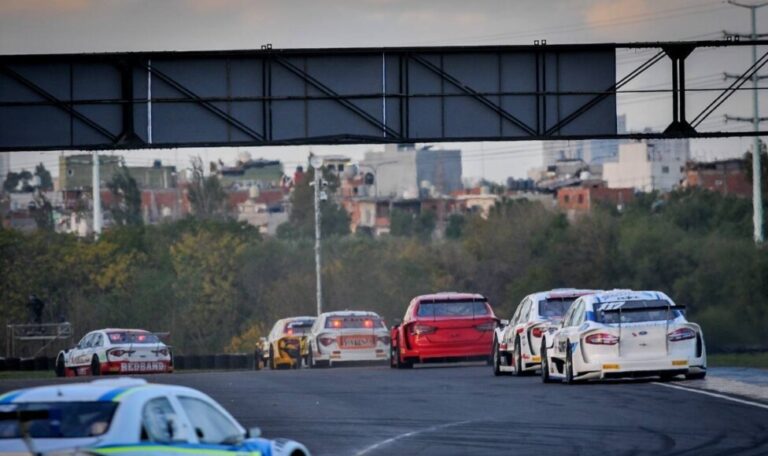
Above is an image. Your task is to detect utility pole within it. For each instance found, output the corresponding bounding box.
[725,0,768,244]
[92,150,102,239]
[309,154,324,316]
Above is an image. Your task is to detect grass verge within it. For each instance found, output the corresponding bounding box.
[708,352,768,369]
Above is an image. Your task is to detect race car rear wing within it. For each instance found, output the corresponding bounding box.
[599,303,686,356]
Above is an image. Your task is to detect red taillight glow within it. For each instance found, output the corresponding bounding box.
[331,320,343,328]
[585,333,619,345]
[318,335,336,346]
[412,324,437,335]
[531,327,545,338]
[364,320,374,328]
[286,328,294,336]
[475,322,496,332]
[668,328,696,342]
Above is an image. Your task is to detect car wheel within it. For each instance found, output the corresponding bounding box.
[685,371,706,380]
[55,355,66,378]
[390,343,398,369]
[513,338,524,377]
[269,346,275,370]
[492,340,503,376]
[541,343,553,384]
[564,347,575,385]
[307,346,314,369]
[91,356,101,376]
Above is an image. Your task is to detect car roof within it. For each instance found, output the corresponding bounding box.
[0,378,198,404]
[99,328,153,333]
[278,316,316,324]
[581,289,673,308]
[414,292,487,302]
[320,310,381,318]
[527,288,603,301]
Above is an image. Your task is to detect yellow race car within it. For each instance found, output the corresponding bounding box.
[266,316,316,369]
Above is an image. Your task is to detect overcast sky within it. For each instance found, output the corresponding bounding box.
[2,0,767,181]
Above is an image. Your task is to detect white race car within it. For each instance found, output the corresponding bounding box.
[0,378,310,456]
[541,290,707,383]
[56,329,172,377]
[306,311,390,367]
[493,289,600,376]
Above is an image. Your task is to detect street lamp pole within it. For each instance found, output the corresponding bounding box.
[729,0,768,244]
[310,154,324,316]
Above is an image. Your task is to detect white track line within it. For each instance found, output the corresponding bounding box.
[354,420,474,456]
[653,382,768,411]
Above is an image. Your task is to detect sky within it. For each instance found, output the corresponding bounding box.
[2,0,767,182]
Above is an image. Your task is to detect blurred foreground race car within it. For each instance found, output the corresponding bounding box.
[0,378,310,456]
[266,317,316,369]
[56,329,173,377]
[541,290,707,383]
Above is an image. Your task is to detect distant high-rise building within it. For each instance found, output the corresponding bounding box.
[361,144,462,199]
[603,138,690,193]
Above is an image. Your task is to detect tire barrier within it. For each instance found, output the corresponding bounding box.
[0,352,270,372]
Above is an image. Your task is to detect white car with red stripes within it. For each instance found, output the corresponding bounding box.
[55,329,172,377]
[306,311,390,367]
[540,290,707,383]
[493,289,600,376]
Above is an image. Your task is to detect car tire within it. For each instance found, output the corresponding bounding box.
[269,346,275,370]
[685,371,706,380]
[91,356,101,376]
[55,354,66,378]
[513,338,524,377]
[541,342,553,384]
[564,347,575,385]
[390,343,398,369]
[307,346,314,369]
[492,340,503,376]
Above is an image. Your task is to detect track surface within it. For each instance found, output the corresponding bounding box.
[2,364,768,455]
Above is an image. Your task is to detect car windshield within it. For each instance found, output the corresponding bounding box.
[0,402,117,438]
[107,331,160,344]
[539,298,577,319]
[284,320,314,335]
[595,300,679,324]
[325,316,386,329]
[417,301,490,318]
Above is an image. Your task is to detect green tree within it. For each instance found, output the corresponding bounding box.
[277,166,350,239]
[187,157,227,220]
[445,214,466,239]
[30,191,54,231]
[108,166,143,226]
[34,163,53,191]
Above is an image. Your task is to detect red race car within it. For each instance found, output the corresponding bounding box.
[390,292,497,368]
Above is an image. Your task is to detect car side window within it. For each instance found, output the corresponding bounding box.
[518,300,532,324]
[178,396,241,445]
[83,334,95,348]
[571,302,585,326]
[142,397,182,443]
[562,304,576,327]
[94,334,103,347]
[510,301,523,325]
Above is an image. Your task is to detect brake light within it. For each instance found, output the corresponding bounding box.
[286,328,294,336]
[108,349,135,357]
[531,327,545,338]
[364,320,374,328]
[330,319,343,328]
[475,322,496,332]
[318,335,336,346]
[585,333,619,345]
[377,335,391,345]
[668,328,696,342]
[412,324,436,335]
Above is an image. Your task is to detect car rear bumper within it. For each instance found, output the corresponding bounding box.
[403,341,492,362]
[315,348,389,363]
[102,360,173,374]
[578,357,705,380]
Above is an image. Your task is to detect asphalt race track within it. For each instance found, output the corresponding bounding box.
[2,364,768,455]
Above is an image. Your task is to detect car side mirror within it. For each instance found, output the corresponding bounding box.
[500,319,509,326]
[247,427,261,438]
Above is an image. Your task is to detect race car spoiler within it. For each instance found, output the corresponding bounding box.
[600,304,685,313]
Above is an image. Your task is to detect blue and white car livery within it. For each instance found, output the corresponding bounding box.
[0,378,310,456]
[540,290,706,383]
